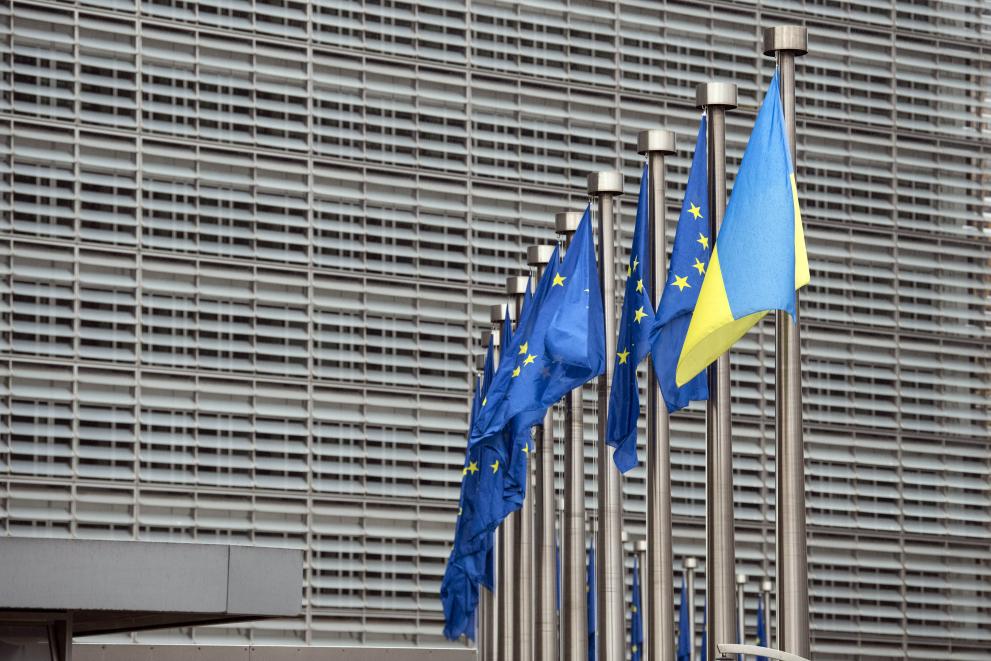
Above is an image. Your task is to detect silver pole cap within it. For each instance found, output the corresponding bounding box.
[636,540,648,552]
[763,25,808,56]
[556,496,564,511]
[490,302,513,323]
[685,557,698,569]
[637,129,676,156]
[587,170,624,196]
[526,244,556,267]
[761,580,773,592]
[621,530,629,543]
[696,82,738,110]
[506,275,530,295]
[481,328,500,348]
[736,572,747,585]
[555,211,584,235]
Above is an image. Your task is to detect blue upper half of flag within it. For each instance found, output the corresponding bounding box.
[650,115,710,413]
[606,165,655,473]
[677,573,691,661]
[470,207,605,446]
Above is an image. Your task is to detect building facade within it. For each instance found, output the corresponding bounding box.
[0,0,989,657]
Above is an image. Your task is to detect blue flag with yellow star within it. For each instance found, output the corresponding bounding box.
[677,572,691,661]
[606,164,655,472]
[676,72,810,386]
[470,206,605,448]
[650,116,710,412]
[631,553,643,661]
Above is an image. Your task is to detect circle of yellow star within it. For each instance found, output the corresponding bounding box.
[672,275,691,291]
[693,257,706,275]
[523,354,536,366]
[633,306,647,324]
[688,202,703,220]
[617,348,630,364]
[696,233,709,250]
[552,273,566,287]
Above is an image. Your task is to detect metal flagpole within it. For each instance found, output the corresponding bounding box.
[635,539,649,660]
[762,25,810,660]
[638,128,677,661]
[473,349,489,659]
[556,210,587,661]
[736,573,746,651]
[503,277,529,661]
[761,579,773,650]
[695,81,738,661]
[527,243,559,661]
[587,170,625,661]
[685,557,697,660]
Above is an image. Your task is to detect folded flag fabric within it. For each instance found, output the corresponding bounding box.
[676,71,810,386]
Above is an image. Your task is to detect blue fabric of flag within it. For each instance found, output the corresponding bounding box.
[650,116,710,413]
[587,539,596,661]
[470,206,605,448]
[606,165,655,472]
[677,573,691,661]
[630,554,643,661]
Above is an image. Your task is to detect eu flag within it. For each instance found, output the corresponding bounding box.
[677,573,691,661]
[756,592,768,661]
[471,207,605,447]
[677,71,810,386]
[649,116,709,413]
[501,291,533,517]
[630,553,643,661]
[587,539,597,661]
[606,165,654,472]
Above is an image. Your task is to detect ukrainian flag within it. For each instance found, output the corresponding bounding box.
[676,71,810,386]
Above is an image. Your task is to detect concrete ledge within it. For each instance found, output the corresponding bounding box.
[0,538,303,636]
[74,646,476,661]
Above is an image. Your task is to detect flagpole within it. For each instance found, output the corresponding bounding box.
[473,349,489,659]
[761,579,772,650]
[695,81,738,661]
[685,556,697,660]
[638,128,677,661]
[503,277,529,661]
[635,539,649,660]
[556,210,587,661]
[587,169,625,661]
[763,25,810,660]
[527,243,560,661]
[736,572,746,652]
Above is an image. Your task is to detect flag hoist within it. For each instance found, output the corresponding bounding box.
[638,128,677,661]
[587,170,625,661]
[764,25,811,659]
[555,209,588,661]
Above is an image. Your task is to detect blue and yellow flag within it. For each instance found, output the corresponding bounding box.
[630,553,643,661]
[677,71,810,385]
[650,117,710,411]
[756,592,768,661]
[677,572,691,661]
[470,207,605,447]
[606,166,654,472]
[587,539,597,661]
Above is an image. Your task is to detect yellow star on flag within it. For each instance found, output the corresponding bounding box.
[632,256,639,271]
[482,397,487,406]
[490,459,500,473]
[519,341,528,355]
[672,275,691,291]
[693,257,705,275]
[512,366,521,378]
[467,460,478,475]
[688,202,703,220]
[633,306,647,324]
[523,354,536,366]
[696,233,709,250]
[617,348,630,364]
[552,273,566,287]
[635,278,644,293]
[522,443,530,455]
